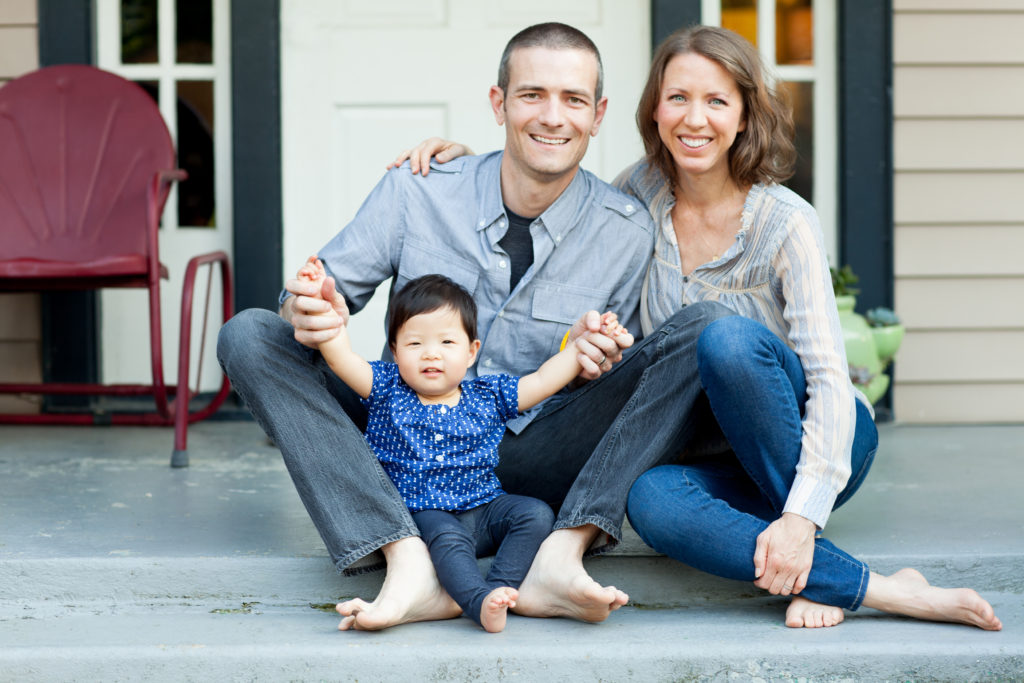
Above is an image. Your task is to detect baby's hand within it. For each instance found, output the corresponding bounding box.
[599,311,628,338]
[297,255,327,292]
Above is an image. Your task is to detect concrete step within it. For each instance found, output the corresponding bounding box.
[3,552,1022,609]
[2,591,1022,682]
[3,423,1023,681]
[2,554,1020,681]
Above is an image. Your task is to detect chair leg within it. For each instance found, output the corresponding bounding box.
[169,251,233,467]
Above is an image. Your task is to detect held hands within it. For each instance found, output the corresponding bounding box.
[753,512,817,597]
[572,310,634,381]
[283,255,350,348]
[386,137,474,176]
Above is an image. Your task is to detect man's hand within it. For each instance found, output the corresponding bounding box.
[753,512,817,596]
[282,261,351,348]
[571,310,634,380]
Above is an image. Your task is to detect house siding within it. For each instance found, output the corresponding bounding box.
[0,0,41,413]
[893,0,1024,422]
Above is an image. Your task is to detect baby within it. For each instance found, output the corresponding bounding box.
[297,256,628,632]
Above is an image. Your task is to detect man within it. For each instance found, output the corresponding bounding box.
[218,22,731,630]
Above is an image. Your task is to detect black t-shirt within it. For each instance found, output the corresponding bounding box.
[499,206,535,292]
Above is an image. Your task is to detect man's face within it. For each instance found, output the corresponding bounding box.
[490,46,607,186]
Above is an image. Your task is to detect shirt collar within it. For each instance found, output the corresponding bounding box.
[476,151,591,244]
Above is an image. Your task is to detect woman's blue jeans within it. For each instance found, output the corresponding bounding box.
[627,316,879,610]
[413,494,554,628]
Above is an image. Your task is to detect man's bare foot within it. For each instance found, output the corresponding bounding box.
[785,596,845,628]
[863,568,1002,631]
[335,537,461,631]
[513,527,629,623]
[480,586,518,633]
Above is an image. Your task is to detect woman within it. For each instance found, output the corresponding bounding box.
[390,25,1001,631]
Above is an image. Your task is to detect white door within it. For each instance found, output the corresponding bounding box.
[281,0,651,358]
[95,0,232,392]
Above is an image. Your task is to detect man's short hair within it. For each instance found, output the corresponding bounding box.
[497,22,604,102]
[387,275,478,348]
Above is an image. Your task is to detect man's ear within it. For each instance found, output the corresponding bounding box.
[467,339,482,366]
[489,86,506,126]
[590,96,609,137]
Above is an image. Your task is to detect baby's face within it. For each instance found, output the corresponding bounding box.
[392,306,480,405]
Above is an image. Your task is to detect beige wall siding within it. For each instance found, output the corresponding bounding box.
[893,1,1024,423]
[0,0,40,414]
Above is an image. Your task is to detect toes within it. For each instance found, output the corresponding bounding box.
[337,615,357,631]
[336,598,369,617]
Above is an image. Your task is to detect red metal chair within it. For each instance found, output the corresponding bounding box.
[0,64,232,467]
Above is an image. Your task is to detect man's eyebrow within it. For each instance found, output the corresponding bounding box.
[512,84,593,99]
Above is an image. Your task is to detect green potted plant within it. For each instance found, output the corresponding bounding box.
[830,266,904,404]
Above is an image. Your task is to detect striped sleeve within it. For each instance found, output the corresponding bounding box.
[774,207,856,529]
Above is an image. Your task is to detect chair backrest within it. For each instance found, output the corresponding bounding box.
[0,65,175,267]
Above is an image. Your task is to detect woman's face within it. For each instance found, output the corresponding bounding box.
[653,52,746,184]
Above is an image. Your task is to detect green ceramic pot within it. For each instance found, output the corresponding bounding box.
[871,324,905,366]
[836,295,889,404]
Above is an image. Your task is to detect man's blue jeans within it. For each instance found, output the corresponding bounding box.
[627,316,879,609]
[413,494,553,628]
[216,301,734,572]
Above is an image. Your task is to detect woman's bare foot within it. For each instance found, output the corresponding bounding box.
[513,527,629,622]
[785,596,845,628]
[480,586,518,633]
[862,568,1002,631]
[335,537,461,631]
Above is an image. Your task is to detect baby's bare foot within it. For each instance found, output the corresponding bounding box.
[863,568,1002,631]
[480,586,518,633]
[785,596,845,628]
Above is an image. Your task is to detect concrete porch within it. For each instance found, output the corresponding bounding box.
[1,420,1022,681]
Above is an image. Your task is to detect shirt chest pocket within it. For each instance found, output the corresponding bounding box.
[395,239,481,297]
[530,282,611,359]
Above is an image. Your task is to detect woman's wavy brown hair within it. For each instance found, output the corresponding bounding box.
[636,25,796,188]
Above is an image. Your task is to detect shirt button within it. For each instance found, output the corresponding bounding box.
[683,276,689,283]
[499,260,507,268]
[484,359,493,367]
[555,235,562,243]
[497,310,504,318]
[478,219,486,228]
[625,204,635,214]
[434,433,443,441]
[499,219,506,228]
[440,405,447,414]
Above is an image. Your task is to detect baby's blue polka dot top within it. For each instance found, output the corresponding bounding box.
[362,361,520,512]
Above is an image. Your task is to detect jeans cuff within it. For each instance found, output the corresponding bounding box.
[848,561,870,611]
[334,529,419,575]
[553,514,622,557]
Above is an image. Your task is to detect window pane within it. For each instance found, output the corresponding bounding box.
[121,0,158,64]
[177,0,213,64]
[722,0,758,47]
[135,80,159,106]
[176,81,216,228]
[780,81,813,204]
[777,0,813,65]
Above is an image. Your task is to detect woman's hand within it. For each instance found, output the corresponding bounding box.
[753,512,817,596]
[387,137,474,175]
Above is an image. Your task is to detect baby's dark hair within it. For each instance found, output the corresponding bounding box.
[387,275,478,349]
